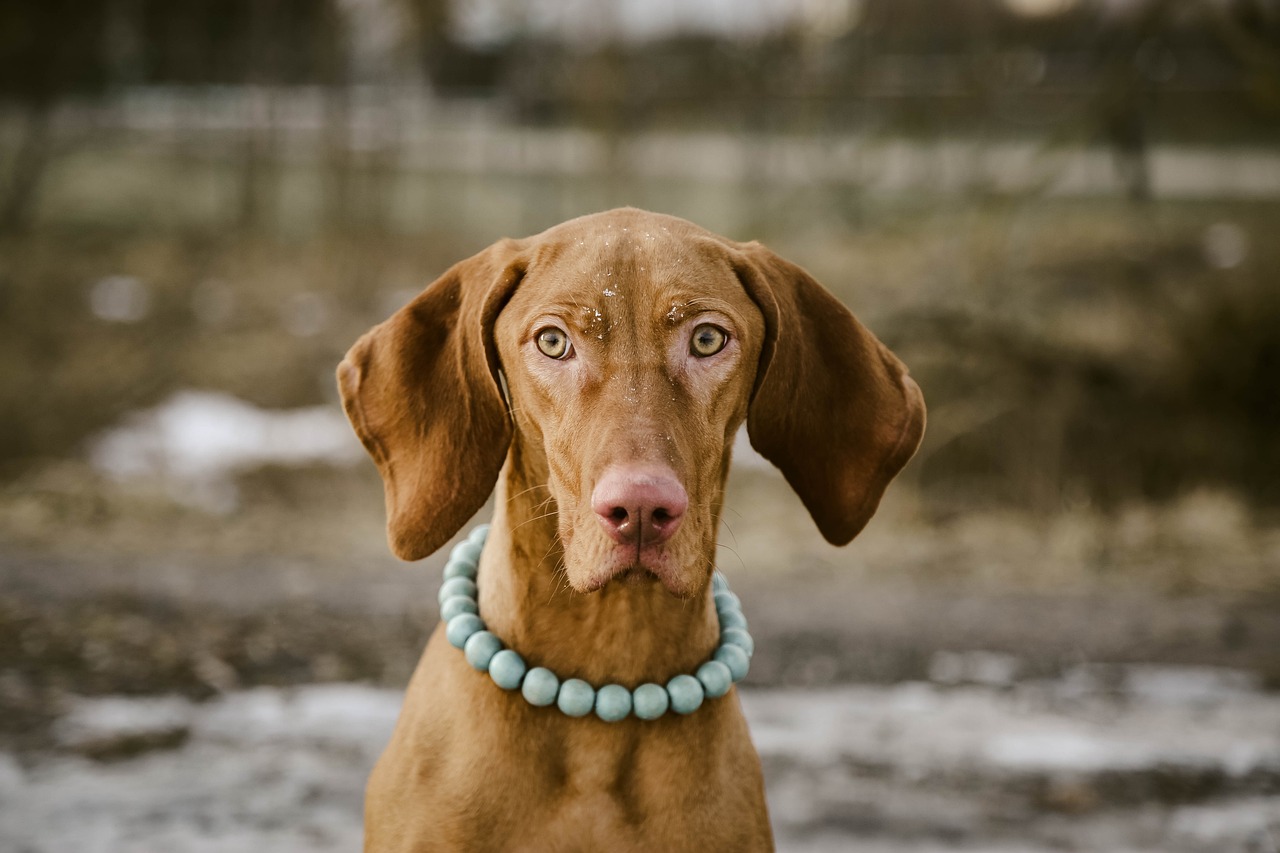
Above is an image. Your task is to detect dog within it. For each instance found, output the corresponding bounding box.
[338,207,925,851]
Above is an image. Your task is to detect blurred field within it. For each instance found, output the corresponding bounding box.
[4,171,1279,512]
[3,180,1279,699]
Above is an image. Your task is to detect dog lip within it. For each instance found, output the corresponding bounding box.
[613,567,657,587]
[581,543,684,594]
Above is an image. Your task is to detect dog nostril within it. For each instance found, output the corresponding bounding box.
[652,508,670,522]
[608,507,628,523]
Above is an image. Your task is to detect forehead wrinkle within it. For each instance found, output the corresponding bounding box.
[653,282,752,327]
[518,299,614,329]
[518,251,655,328]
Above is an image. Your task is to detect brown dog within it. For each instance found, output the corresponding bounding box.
[338,208,925,851]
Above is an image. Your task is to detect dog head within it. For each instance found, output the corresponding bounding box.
[338,209,924,597]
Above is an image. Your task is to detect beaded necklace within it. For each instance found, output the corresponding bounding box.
[437,524,754,721]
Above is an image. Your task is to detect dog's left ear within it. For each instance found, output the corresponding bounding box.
[734,242,926,546]
[337,239,526,560]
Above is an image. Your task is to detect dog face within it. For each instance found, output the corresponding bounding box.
[338,208,924,597]
[493,222,765,597]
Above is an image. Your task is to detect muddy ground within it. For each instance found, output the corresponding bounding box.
[2,464,1279,850]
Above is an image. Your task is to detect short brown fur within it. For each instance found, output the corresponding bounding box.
[339,208,925,852]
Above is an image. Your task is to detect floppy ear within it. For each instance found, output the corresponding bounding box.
[734,242,926,545]
[337,240,526,560]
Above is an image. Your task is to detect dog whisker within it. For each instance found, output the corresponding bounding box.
[511,509,559,533]
[719,518,739,550]
[507,482,551,502]
[715,541,747,573]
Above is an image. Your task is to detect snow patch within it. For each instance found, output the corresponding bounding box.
[89,391,362,511]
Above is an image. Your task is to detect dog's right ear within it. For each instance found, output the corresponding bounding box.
[337,240,526,560]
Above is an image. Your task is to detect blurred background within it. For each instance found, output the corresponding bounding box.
[1,0,1279,850]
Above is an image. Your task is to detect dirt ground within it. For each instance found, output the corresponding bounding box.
[2,463,1279,850]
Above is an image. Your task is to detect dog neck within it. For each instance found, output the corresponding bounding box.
[474,453,721,687]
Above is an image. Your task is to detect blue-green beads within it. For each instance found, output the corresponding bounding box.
[450,539,484,565]
[443,559,477,581]
[667,674,705,715]
[713,591,740,613]
[489,649,526,690]
[594,684,633,722]
[557,678,595,717]
[696,660,733,698]
[464,630,503,671]
[720,627,754,657]
[438,523,754,720]
[521,667,559,706]
[714,643,750,682]
[440,595,477,622]
[438,576,477,605]
[446,613,484,648]
[632,683,670,720]
[718,608,748,632]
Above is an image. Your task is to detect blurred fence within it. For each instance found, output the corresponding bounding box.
[20,87,1280,239]
[4,0,1280,235]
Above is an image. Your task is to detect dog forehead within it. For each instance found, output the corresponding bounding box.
[510,216,747,317]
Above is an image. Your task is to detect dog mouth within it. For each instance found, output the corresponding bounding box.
[613,566,657,586]
[573,537,680,591]
[578,541,688,595]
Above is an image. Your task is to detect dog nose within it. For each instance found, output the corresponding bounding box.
[592,466,688,546]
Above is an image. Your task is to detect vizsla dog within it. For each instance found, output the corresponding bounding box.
[338,208,925,851]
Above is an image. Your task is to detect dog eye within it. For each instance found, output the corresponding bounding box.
[690,324,728,357]
[535,327,572,359]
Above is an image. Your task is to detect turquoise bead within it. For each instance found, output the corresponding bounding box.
[522,667,559,707]
[468,524,491,546]
[714,643,750,682]
[712,572,729,594]
[720,627,755,657]
[450,539,483,566]
[718,608,748,631]
[443,558,477,581]
[632,683,670,720]
[667,674,705,715]
[489,649,526,690]
[438,576,477,605]
[594,684,633,722]
[445,613,485,649]
[557,679,595,717]
[439,595,478,622]
[696,660,733,698]
[464,630,502,671]
[713,591,740,614]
